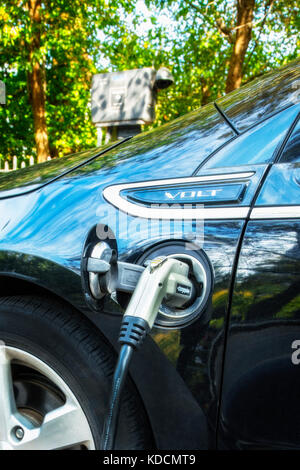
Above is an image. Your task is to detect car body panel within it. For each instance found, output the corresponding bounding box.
[255,162,300,207]
[219,115,300,449]
[219,219,300,449]
[197,105,300,171]
[0,103,234,199]
[0,184,244,448]
[0,166,276,449]
[0,59,299,449]
[0,146,104,199]
[216,59,300,132]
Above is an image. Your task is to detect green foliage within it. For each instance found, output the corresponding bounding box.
[105,0,299,130]
[0,0,136,163]
[143,0,299,126]
[0,0,299,164]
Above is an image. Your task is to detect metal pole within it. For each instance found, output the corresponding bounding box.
[97,127,103,147]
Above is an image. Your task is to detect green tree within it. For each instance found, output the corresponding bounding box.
[143,0,299,121]
[0,0,136,163]
[0,0,299,165]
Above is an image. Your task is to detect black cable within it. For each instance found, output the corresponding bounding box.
[101,316,149,450]
[101,344,133,450]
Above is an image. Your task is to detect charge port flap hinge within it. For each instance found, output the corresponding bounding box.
[86,242,145,296]
[87,258,111,273]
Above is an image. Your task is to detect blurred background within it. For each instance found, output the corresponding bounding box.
[0,0,299,169]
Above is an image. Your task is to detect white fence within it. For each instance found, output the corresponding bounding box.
[0,156,35,172]
[0,156,51,172]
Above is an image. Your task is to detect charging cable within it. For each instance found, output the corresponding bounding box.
[101,256,193,450]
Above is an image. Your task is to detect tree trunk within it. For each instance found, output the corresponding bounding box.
[225,0,255,93]
[201,78,211,106]
[27,0,50,163]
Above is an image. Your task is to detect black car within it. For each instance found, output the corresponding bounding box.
[0,59,299,450]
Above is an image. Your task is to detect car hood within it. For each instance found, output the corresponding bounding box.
[0,102,234,199]
[0,142,129,199]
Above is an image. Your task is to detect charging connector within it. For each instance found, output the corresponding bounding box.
[101,256,193,450]
[119,256,193,348]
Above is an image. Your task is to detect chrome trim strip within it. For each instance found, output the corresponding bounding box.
[103,173,254,220]
[250,206,300,219]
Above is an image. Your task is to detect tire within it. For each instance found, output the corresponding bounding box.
[0,295,153,450]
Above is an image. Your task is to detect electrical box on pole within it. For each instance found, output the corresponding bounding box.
[91,67,174,144]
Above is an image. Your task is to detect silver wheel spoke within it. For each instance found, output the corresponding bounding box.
[18,402,92,450]
[0,345,95,450]
[0,345,16,439]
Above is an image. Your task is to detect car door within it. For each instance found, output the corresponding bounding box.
[141,102,299,449]
[76,102,299,449]
[218,113,300,449]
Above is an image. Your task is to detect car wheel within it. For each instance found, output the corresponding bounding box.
[0,295,152,450]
